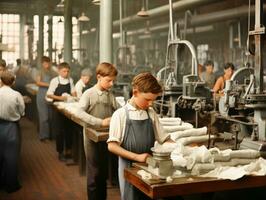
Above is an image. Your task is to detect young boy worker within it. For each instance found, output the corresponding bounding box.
[0,71,25,193]
[78,62,119,200]
[46,62,76,161]
[107,72,170,200]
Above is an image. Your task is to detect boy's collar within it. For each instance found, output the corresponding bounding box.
[94,85,109,95]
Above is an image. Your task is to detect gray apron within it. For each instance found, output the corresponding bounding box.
[87,90,114,119]
[119,107,155,200]
[36,72,53,140]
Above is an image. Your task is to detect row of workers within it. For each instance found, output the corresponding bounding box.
[1,56,169,200]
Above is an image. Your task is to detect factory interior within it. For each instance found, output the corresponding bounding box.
[0,0,266,199]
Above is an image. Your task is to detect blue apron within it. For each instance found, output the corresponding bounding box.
[36,72,54,139]
[119,106,155,200]
[0,119,21,193]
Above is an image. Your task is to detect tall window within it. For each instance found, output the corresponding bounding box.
[197,44,209,65]
[33,15,79,63]
[0,14,20,66]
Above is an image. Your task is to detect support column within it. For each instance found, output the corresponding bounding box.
[48,15,53,60]
[37,14,44,68]
[19,14,25,60]
[64,0,73,63]
[27,15,34,63]
[99,0,113,63]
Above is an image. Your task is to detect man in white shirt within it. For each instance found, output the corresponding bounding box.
[0,70,24,193]
[75,68,92,98]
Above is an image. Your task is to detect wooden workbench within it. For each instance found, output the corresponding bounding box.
[53,103,109,142]
[124,164,266,199]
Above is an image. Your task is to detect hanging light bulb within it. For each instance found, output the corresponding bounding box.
[137,0,149,17]
[78,12,90,22]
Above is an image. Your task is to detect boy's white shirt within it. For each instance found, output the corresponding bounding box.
[0,85,25,121]
[107,102,169,145]
[46,75,75,102]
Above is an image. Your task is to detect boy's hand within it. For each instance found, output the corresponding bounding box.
[102,117,111,127]
[136,153,151,163]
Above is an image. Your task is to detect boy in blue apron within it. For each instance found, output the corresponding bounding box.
[36,56,57,141]
[78,62,119,200]
[107,72,170,200]
[46,62,76,161]
[0,71,25,193]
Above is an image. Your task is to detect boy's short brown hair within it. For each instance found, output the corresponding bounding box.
[96,62,118,77]
[1,70,15,86]
[132,72,162,94]
[58,62,70,70]
[41,56,51,63]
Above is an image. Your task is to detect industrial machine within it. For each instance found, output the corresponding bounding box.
[215,0,266,155]
[155,0,212,126]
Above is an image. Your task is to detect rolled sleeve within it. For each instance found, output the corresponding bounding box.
[70,78,75,94]
[151,109,170,144]
[17,93,25,116]
[78,90,90,111]
[46,78,57,96]
[75,81,83,98]
[107,109,123,144]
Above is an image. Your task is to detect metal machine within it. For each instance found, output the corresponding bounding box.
[146,148,174,178]
[155,0,212,126]
[216,0,266,154]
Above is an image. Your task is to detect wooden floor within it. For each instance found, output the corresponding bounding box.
[0,118,120,200]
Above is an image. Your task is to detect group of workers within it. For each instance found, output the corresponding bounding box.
[0,55,237,200]
[199,60,235,96]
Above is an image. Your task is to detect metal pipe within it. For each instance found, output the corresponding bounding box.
[169,0,174,41]
[99,0,113,63]
[113,24,214,38]
[190,4,266,26]
[113,4,265,38]
[113,0,218,28]
[119,0,123,46]
[64,0,73,63]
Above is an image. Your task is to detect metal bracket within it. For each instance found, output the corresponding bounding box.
[249,26,265,35]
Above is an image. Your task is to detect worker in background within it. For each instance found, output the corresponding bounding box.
[107,72,170,200]
[46,62,76,161]
[36,56,57,141]
[201,60,216,89]
[0,71,25,193]
[213,62,235,96]
[198,63,204,80]
[0,59,7,87]
[78,62,119,200]
[75,68,93,98]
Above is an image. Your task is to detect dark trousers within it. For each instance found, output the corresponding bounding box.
[53,109,73,154]
[87,140,108,200]
[0,120,21,193]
